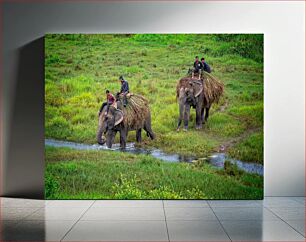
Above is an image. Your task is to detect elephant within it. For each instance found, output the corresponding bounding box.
[176,78,210,131]
[97,96,155,148]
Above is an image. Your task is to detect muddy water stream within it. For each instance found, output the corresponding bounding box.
[45,139,263,176]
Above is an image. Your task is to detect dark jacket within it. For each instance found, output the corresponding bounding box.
[120,80,129,93]
[202,62,211,73]
[193,61,203,71]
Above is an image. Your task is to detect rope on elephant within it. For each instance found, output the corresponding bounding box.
[117,93,150,128]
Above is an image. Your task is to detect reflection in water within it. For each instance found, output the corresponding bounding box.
[45,139,263,176]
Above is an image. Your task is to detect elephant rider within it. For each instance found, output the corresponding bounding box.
[201,57,211,73]
[119,75,129,107]
[192,56,203,80]
[98,90,115,116]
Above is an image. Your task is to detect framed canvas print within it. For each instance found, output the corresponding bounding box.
[45,34,263,199]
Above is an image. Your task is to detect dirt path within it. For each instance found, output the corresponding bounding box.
[215,127,261,153]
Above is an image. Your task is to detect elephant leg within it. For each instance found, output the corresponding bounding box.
[201,107,205,124]
[195,104,202,129]
[106,130,117,148]
[205,106,210,122]
[136,129,142,143]
[177,103,184,130]
[183,104,191,131]
[144,123,155,140]
[120,129,128,149]
[144,113,155,140]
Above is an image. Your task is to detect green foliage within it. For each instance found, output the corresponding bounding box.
[45,174,59,198]
[45,54,61,65]
[45,147,263,199]
[228,103,263,128]
[45,33,263,177]
[206,113,245,137]
[224,160,243,176]
[229,131,264,164]
[212,34,263,62]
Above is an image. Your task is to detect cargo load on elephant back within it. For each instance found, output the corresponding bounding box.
[177,71,224,104]
[116,93,150,129]
[97,93,155,149]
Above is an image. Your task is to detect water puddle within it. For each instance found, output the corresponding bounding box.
[45,139,263,176]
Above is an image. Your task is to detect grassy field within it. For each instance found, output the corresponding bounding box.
[45,34,263,199]
[45,146,263,199]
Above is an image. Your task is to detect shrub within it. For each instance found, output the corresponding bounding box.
[45,175,59,198]
[45,54,61,65]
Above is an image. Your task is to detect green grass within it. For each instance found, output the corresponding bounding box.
[45,34,263,199]
[228,131,264,164]
[45,34,263,160]
[45,146,263,199]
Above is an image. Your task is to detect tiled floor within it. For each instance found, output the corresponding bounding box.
[0,197,304,241]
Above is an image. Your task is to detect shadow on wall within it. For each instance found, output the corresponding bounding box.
[4,38,45,199]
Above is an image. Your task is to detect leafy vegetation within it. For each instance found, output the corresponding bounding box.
[45,34,263,159]
[45,146,263,199]
[229,131,264,163]
[45,34,263,199]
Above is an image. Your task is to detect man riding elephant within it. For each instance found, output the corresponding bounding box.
[192,56,203,80]
[118,75,129,107]
[97,94,155,148]
[98,90,115,116]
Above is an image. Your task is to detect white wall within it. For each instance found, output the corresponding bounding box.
[1,1,305,197]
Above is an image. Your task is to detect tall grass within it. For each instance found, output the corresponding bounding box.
[45,34,263,160]
[45,146,263,199]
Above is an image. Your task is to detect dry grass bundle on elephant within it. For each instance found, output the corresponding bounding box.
[176,71,224,131]
[97,94,155,148]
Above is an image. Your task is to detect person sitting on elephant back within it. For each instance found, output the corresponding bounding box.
[99,90,115,116]
[201,57,211,73]
[119,75,129,107]
[192,56,203,80]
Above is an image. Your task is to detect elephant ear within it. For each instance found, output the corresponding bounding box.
[193,81,203,97]
[114,109,124,126]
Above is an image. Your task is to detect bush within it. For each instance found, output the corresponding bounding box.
[45,175,59,198]
[212,34,263,63]
[224,160,243,176]
[45,54,61,65]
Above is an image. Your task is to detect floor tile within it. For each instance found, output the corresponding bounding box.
[167,220,230,241]
[0,207,40,220]
[212,207,279,221]
[165,207,217,221]
[46,200,94,208]
[1,220,75,241]
[25,207,88,220]
[264,197,304,207]
[292,197,305,206]
[286,220,305,236]
[0,198,45,208]
[63,220,168,241]
[221,220,305,241]
[268,207,305,220]
[81,207,165,221]
[92,200,163,208]
[208,200,263,207]
[163,200,208,207]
